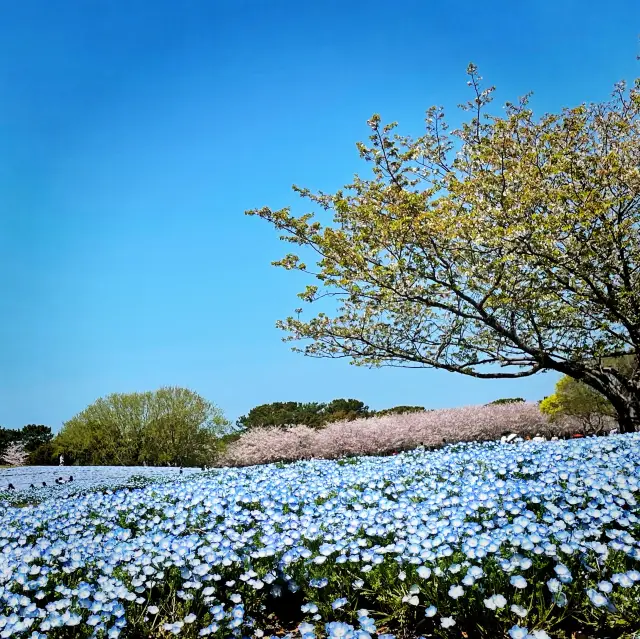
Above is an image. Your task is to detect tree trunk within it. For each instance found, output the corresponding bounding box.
[610,393,640,434]
[575,357,640,434]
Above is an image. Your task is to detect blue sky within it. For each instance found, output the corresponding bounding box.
[1,1,639,430]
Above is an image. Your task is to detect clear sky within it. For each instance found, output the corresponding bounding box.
[1,1,639,430]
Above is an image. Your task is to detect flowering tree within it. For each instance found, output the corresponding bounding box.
[1,441,28,466]
[248,66,640,432]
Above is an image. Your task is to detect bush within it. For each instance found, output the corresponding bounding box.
[486,397,525,405]
[221,401,570,466]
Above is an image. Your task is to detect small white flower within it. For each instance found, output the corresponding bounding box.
[448,585,464,599]
[440,617,456,629]
[510,604,528,618]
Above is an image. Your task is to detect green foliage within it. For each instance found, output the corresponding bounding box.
[0,427,21,457]
[0,424,52,462]
[540,376,615,434]
[322,398,372,423]
[20,424,53,452]
[238,398,371,430]
[248,66,640,431]
[375,405,427,417]
[486,398,525,405]
[53,386,230,466]
[27,442,57,465]
[540,355,635,433]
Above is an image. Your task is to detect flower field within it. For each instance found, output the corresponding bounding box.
[1,435,640,639]
[0,466,201,507]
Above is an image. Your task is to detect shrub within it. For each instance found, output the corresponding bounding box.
[486,397,525,405]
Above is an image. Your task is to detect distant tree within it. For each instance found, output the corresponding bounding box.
[486,398,525,406]
[238,401,326,430]
[0,427,22,457]
[2,441,28,466]
[27,441,57,465]
[54,387,230,466]
[248,67,640,432]
[20,424,53,453]
[375,405,427,417]
[238,398,371,429]
[322,398,372,423]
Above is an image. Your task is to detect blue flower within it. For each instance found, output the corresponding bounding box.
[332,598,348,610]
[510,575,527,589]
[586,589,609,608]
[508,625,528,639]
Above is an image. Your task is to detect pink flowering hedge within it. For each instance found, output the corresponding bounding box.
[221,402,601,467]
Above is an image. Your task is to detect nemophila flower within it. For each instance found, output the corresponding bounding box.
[417,566,431,579]
[613,573,634,588]
[448,585,464,599]
[299,622,315,637]
[301,603,319,614]
[424,606,437,617]
[597,580,613,593]
[586,589,609,608]
[510,604,528,618]
[468,565,483,579]
[508,625,528,639]
[552,592,567,607]
[440,617,456,629]
[510,575,527,589]
[546,578,561,593]
[325,622,355,638]
[554,564,572,583]
[483,594,507,610]
[332,598,348,610]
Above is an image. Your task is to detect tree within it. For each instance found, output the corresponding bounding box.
[0,427,22,457]
[237,401,325,430]
[540,354,633,433]
[27,442,57,465]
[2,441,28,466]
[486,398,525,406]
[247,66,640,432]
[237,398,371,429]
[54,387,230,466]
[375,405,427,417]
[322,398,372,422]
[20,424,53,453]
[540,377,614,434]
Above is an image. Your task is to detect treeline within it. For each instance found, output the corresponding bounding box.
[2,366,628,467]
[237,400,428,430]
[0,424,53,464]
